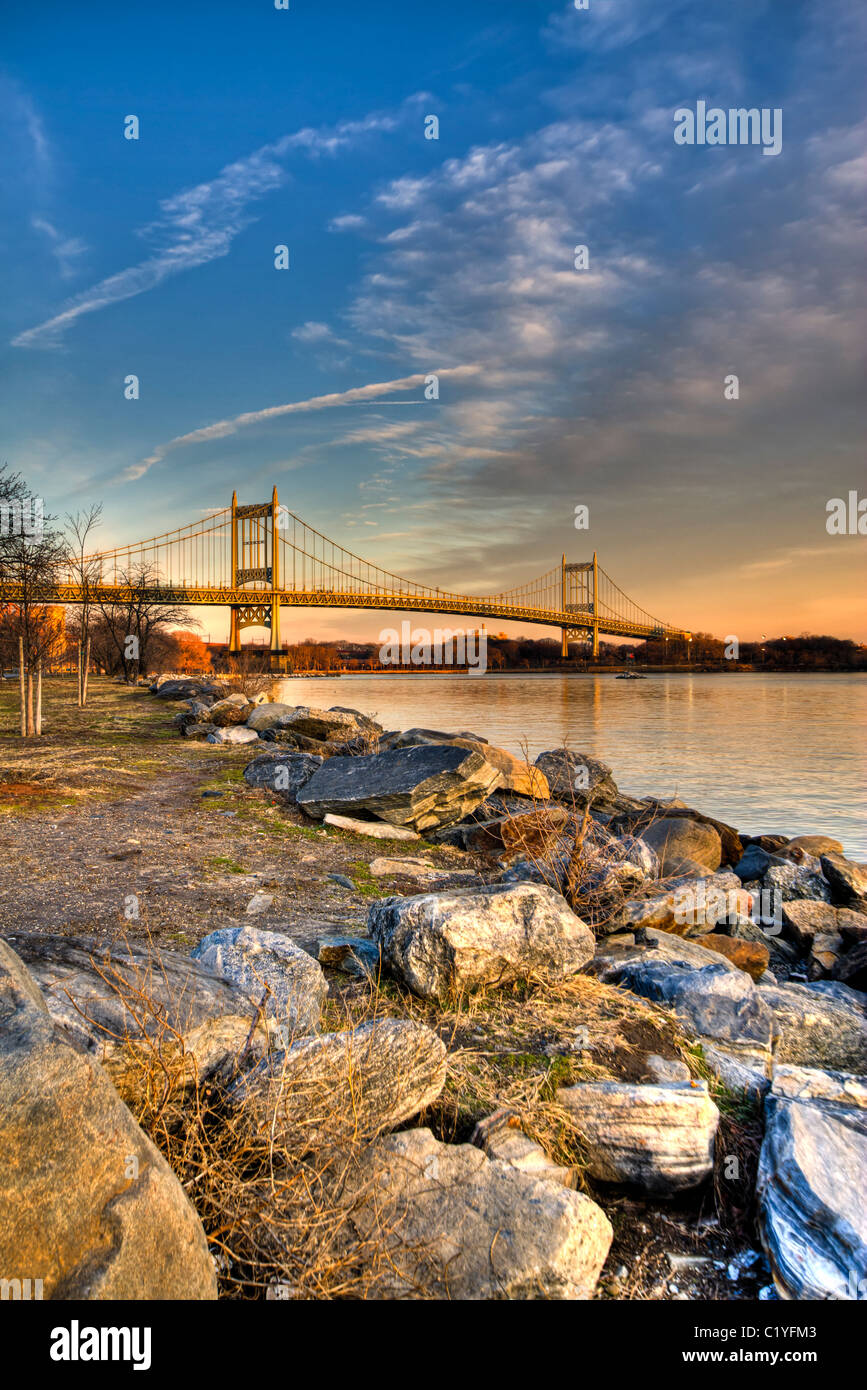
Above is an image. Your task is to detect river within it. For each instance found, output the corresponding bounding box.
[271,672,867,859]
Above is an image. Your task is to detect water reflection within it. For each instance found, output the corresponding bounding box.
[271,672,867,858]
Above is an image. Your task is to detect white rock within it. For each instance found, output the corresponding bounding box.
[323,813,420,841]
[558,1079,719,1194]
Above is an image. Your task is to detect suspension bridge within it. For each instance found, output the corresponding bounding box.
[3,488,691,661]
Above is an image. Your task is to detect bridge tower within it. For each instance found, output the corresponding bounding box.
[228,486,282,661]
[560,550,599,659]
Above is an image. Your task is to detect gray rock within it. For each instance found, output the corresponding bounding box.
[0,940,217,1300]
[4,932,254,1060]
[639,818,722,875]
[590,926,743,981]
[297,743,502,833]
[534,748,619,809]
[734,844,771,881]
[391,729,549,798]
[338,1126,612,1299]
[154,678,216,700]
[761,980,867,1073]
[558,1079,719,1193]
[191,926,327,1037]
[820,853,867,911]
[764,861,831,904]
[757,1065,867,1300]
[245,702,300,732]
[369,882,595,1001]
[768,898,835,948]
[231,1019,446,1152]
[243,750,323,801]
[700,1042,772,1099]
[605,958,775,1048]
[281,705,381,746]
[183,721,218,740]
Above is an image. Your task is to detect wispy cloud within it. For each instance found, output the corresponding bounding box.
[12,101,423,350]
[117,366,481,482]
[31,217,88,279]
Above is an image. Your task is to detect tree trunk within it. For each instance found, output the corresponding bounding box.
[83,633,91,706]
[26,669,34,738]
[35,659,42,736]
[77,638,83,708]
[18,637,25,737]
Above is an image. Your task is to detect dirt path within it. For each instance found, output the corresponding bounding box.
[0,679,473,954]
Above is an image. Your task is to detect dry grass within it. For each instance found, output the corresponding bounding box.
[64,936,435,1299]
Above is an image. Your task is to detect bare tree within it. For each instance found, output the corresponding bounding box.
[65,503,103,707]
[95,563,196,682]
[0,484,68,736]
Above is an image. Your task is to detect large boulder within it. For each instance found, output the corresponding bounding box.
[243,750,323,802]
[273,706,382,751]
[558,1080,719,1194]
[614,802,742,867]
[390,729,548,798]
[761,980,867,1074]
[338,1126,612,1300]
[368,882,594,1001]
[0,940,217,1300]
[230,1019,446,1152]
[296,744,501,833]
[757,1065,867,1300]
[191,926,327,1037]
[639,817,722,875]
[245,702,300,733]
[4,933,254,1061]
[821,853,867,912]
[534,749,619,809]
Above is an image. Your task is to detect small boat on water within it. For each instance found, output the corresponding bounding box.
[615,671,646,680]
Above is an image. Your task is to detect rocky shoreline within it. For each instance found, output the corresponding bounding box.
[1,674,865,1301]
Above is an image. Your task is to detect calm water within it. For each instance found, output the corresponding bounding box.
[272,673,867,859]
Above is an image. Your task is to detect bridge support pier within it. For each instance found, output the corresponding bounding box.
[228,607,241,654]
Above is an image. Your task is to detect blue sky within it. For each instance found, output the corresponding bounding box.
[1,0,865,642]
